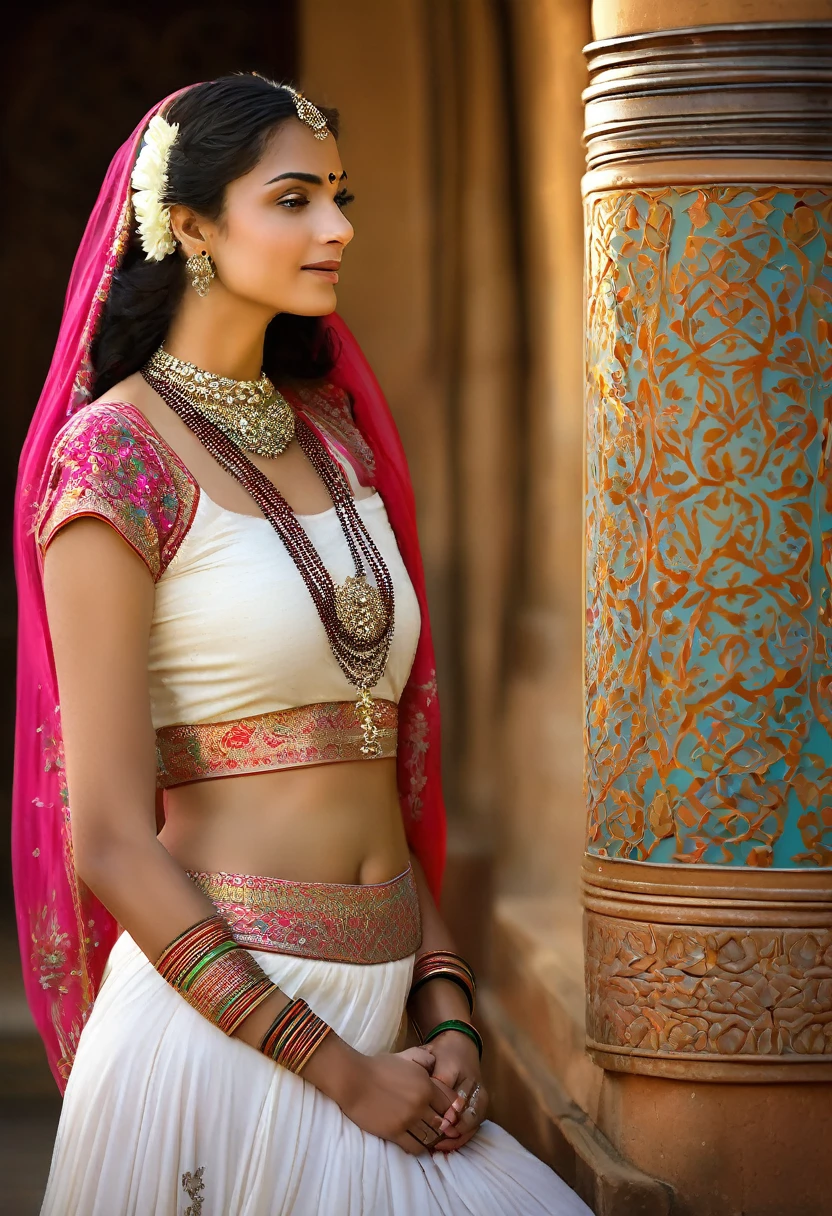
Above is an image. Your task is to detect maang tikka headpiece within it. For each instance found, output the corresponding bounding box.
[283,84,330,141]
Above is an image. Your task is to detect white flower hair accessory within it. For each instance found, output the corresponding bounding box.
[131,114,180,261]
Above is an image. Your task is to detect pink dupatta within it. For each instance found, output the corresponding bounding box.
[12,93,447,1092]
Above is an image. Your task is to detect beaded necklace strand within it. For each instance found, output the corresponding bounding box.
[141,361,395,755]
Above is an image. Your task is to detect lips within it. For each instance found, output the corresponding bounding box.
[302,260,340,284]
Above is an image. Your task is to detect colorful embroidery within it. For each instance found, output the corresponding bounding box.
[401,670,438,822]
[34,402,198,582]
[32,701,98,1081]
[187,864,421,963]
[181,1166,205,1216]
[285,380,377,480]
[156,699,399,788]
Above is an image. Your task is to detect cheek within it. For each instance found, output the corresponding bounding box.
[219,211,308,294]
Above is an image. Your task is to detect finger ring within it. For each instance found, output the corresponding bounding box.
[464,1083,481,1116]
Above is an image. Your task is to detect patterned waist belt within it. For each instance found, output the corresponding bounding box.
[186,863,422,964]
[156,698,398,789]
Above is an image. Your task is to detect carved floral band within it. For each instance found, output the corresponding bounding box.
[186,864,422,964]
[156,698,399,788]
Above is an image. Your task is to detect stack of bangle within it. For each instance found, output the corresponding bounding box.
[156,913,275,1036]
[409,949,477,1016]
[421,1018,484,1060]
[260,996,333,1075]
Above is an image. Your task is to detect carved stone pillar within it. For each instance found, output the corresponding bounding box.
[583,7,832,1213]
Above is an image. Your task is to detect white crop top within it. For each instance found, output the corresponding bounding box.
[35,388,422,786]
[149,464,420,727]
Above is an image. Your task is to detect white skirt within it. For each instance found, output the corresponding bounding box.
[41,931,592,1215]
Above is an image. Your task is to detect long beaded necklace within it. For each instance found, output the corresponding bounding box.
[141,358,395,757]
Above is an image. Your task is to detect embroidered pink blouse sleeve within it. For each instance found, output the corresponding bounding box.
[34,404,197,582]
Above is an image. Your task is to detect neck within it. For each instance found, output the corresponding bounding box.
[164,284,274,382]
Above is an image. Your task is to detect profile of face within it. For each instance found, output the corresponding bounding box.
[170,118,354,319]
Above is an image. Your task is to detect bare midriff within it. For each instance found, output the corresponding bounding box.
[156,756,411,886]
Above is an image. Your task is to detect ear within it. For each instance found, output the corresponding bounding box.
[168,204,211,258]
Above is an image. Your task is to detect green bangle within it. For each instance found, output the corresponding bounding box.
[181,940,238,991]
[422,1018,483,1060]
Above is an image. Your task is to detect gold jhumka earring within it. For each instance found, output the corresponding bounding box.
[186,250,215,297]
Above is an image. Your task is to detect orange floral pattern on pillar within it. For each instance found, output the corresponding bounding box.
[585,187,832,867]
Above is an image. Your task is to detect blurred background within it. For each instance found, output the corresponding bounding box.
[0,1,589,1209]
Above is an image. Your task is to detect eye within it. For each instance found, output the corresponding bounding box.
[335,189,355,210]
[278,195,308,209]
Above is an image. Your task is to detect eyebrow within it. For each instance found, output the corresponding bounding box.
[264,170,348,186]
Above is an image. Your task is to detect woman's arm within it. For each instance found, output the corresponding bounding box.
[407,850,489,1150]
[43,516,290,1047]
[407,851,473,1030]
[43,517,451,1153]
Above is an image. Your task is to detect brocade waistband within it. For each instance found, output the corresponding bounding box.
[186,863,422,964]
[156,699,398,788]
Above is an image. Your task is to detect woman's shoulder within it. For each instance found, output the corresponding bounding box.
[49,375,158,456]
[281,376,376,483]
[37,384,199,581]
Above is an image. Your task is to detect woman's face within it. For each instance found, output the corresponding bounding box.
[197,118,354,317]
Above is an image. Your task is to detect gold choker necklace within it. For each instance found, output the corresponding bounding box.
[144,348,296,458]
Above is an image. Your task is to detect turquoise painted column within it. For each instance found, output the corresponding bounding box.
[580,15,832,1216]
[585,184,832,873]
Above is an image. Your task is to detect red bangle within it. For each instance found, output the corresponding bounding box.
[409,950,477,1016]
[260,998,332,1074]
[155,913,277,1035]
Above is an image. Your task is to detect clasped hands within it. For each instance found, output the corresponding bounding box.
[406,1029,488,1153]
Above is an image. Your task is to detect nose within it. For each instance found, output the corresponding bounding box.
[322,204,354,248]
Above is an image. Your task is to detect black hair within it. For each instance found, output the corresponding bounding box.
[91,74,341,398]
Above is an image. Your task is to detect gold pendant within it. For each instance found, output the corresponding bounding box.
[333,574,387,643]
[356,688,382,757]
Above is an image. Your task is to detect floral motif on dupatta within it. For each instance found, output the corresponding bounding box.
[401,670,439,822]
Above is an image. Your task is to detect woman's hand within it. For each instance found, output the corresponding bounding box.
[422,1029,488,1153]
[333,1042,461,1155]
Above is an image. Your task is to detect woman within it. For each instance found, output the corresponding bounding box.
[13,74,591,1215]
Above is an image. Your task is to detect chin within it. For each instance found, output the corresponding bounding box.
[288,291,339,318]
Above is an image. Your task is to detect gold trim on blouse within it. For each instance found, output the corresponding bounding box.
[156,698,398,788]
